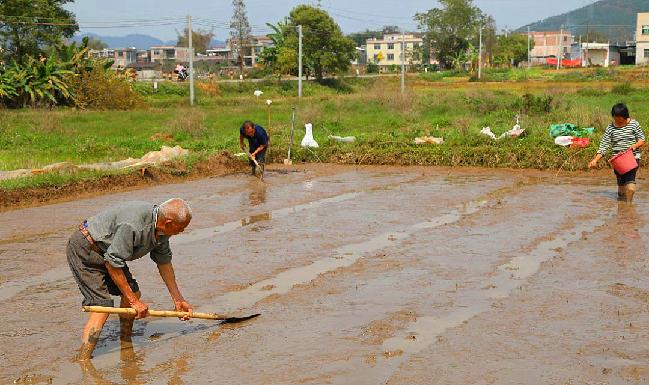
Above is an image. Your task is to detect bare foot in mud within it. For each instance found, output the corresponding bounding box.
[75,342,97,361]
[75,329,101,361]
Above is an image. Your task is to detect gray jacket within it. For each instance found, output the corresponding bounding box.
[86,201,173,268]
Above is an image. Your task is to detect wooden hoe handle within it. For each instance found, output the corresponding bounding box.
[83,306,228,320]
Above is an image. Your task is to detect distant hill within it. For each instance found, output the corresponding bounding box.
[517,0,649,42]
[73,33,225,49]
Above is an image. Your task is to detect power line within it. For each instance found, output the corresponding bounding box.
[319,5,415,22]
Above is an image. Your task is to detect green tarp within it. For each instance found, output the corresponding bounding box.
[549,123,595,138]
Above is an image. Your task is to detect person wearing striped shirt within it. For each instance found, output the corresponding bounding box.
[588,103,645,203]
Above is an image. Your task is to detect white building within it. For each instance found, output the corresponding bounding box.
[636,12,649,65]
[365,34,423,71]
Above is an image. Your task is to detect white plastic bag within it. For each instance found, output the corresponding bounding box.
[329,135,356,143]
[554,136,574,146]
[301,123,319,148]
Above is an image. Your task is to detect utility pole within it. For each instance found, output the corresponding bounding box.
[478,26,483,80]
[585,23,590,67]
[557,26,563,70]
[579,34,583,67]
[188,15,195,106]
[527,26,531,69]
[400,31,405,93]
[298,24,303,99]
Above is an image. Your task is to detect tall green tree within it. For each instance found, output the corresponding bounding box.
[415,0,485,69]
[177,27,215,54]
[283,5,356,81]
[347,25,401,47]
[86,36,107,50]
[230,0,252,75]
[259,19,290,78]
[493,33,533,67]
[0,0,78,64]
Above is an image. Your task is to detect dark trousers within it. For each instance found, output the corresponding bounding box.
[67,230,139,307]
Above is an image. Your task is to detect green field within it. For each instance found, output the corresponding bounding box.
[2,69,649,190]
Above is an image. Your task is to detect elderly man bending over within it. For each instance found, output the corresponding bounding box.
[67,198,193,360]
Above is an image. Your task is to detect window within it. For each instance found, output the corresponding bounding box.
[387,43,395,50]
[118,51,124,57]
[643,25,649,35]
[644,49,649,58]
[387,53,395,61]
[414,43,420,48]
[374,44,381,50]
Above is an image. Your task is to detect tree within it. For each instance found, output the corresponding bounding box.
[177,28,215,54]
[348,29,382,47]
[493,33,532,67]
[230,0,252,75]
[259,19,290,78]
[86,36,107,50]
[415,0,485,69]
[0,0,79,64]
[283,5,356,81]
[347,25,402,47]
[476,16,497,68]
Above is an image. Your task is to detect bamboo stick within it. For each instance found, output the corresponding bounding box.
[83,306,228,320]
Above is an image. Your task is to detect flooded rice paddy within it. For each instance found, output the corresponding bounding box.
[2,165,649,384]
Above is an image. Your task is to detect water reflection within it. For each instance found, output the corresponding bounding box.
[248,184,267,206]
[77,339,189,385]
[241,212,272,227]
[616,202,641,238]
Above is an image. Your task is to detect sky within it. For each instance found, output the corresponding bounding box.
[67,0,597,41]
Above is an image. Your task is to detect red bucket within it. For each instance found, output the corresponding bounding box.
[609,149,638,174]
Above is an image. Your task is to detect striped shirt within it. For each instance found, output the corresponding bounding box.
[597,119,645,159]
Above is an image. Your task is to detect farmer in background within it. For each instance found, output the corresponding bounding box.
[67,198,194,360]
[588,103,645,203]
[239,120,269,176]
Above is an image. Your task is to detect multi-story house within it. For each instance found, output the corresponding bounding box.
[529,30,574,64]
[636,13,649,65]
[88,48,115,60]
[365,34,423,71]
[149,46,191,63]
[228,35,275,67]
[113,48,137,68]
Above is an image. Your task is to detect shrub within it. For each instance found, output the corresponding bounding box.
[71,67,143,110]
[515,93,556,114]
[133,81,188,96]
[577,87,607,97]
[196,80,221,97]
[611,82,634,95]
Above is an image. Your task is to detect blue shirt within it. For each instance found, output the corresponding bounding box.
[240,124,269,152]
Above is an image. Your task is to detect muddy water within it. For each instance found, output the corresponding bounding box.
[1,165,647,384]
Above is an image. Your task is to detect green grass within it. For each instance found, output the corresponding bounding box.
[3,74,649,190]
[0,169,131,190]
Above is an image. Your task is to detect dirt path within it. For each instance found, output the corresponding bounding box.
[2,165,647,385]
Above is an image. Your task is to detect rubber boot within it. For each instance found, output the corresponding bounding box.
[625,183,636,204]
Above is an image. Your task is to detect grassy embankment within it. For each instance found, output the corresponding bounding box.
[2,67,649,191]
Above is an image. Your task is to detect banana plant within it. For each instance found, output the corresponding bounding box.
[9,57,73,107]
[0,70,17,99]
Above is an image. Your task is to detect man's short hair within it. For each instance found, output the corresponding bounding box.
[159,198,192,223]
[242,121,255,130]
